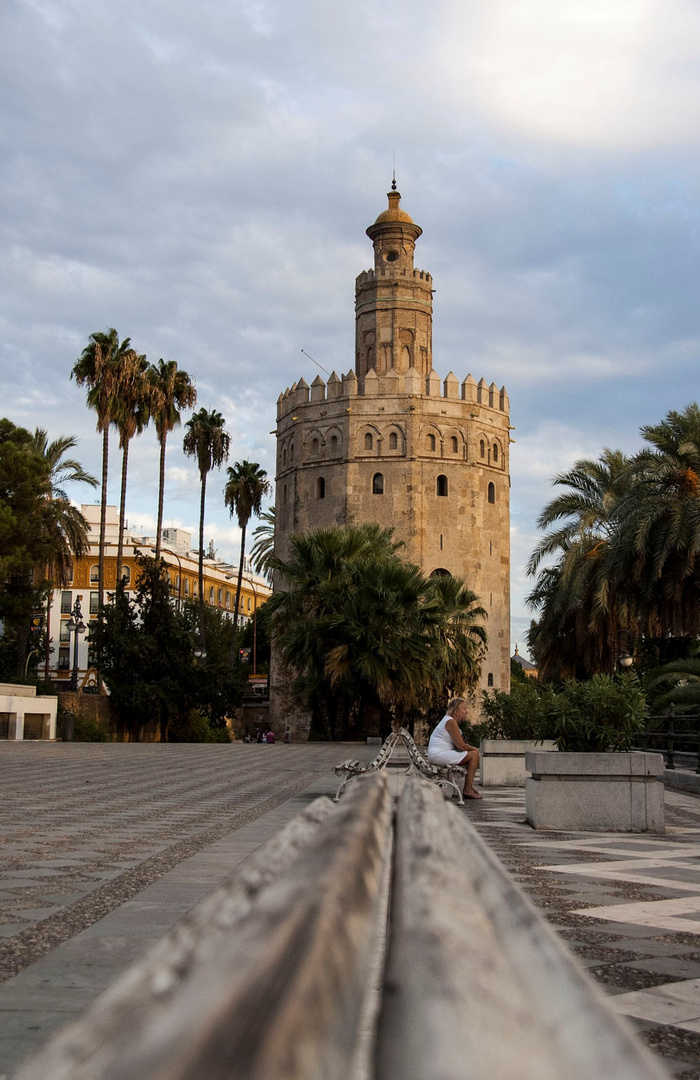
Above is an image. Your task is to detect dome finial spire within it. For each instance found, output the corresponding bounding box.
[391,151,396,191]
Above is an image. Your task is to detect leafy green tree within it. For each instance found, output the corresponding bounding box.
[30,429,97,678]
[71,329,136,619]
[182,408,230,651]
[223,460,271,658]
[0,420,94,678]
[269,524,486,739]
[148,360,197,560]
[93,555,244,741]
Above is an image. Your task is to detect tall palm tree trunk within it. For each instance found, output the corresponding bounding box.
[197,473,207,651]
[116,438,131,581]
[155,433,167,561]
[97,426,110,692]
[230,522,247,662]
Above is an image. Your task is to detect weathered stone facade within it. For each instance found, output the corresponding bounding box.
[273,187,511,733]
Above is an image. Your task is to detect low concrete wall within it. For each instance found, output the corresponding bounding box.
[525,751,665,832]
[0,684,57,740]
[479,739,557,786]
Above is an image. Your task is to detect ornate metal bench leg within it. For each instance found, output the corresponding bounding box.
[334,773,356,802]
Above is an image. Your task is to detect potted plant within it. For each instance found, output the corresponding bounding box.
[525,675,664,832]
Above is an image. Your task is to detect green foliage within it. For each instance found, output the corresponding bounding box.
[0,419,92,677]
[550,675,647,752]
[92,555,245,741]
[527,405,700,679]
[169,709,232,743]
[58,703,107,742]
[480,680,557,740]
[269,524,486,740]
[478,674,646,751]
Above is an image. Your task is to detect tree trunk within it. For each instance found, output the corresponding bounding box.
[116,438,130,582]
[198,473,207,652]
[230,521,247,663]
[155,432,167,561]
[97,425,109,692]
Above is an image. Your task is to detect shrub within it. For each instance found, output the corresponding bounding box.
[480,680,556,741]
[58,703,107,742]
[550,674,646,752]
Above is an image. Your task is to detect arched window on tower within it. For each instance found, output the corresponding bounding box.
[312,437,319,455]
[316,477,326,499]
[389,432,398,450]
[488,482,495,504]
[451,436,458,453]
[282,447,287,467]
[331,434,338,452]
[428,433,436,451]
[487,673,494,687]
[372,473,384,495]
[365,432,373,451]
[479,439,485,458]
[437,475,448,497]
[493,442,499,463]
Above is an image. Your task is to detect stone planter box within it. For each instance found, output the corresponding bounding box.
[525,751,665,832]
[479,739,557,787]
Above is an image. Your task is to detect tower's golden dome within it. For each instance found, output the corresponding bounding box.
[373,189,414,225]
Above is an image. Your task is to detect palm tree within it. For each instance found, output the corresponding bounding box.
[526,449,637,677]
[30,429,98,679]
[182,409,230,648]
[148,360,197,560]
[71,329,135,615]
[268,524,487,739]
[111,352,152,581]
[223,460,271,657]
[250,507,275,582]
[622,404,700,639]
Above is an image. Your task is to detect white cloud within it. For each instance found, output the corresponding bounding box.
[436,0,700,150]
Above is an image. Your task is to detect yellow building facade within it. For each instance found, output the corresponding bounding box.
[48,504,270,687]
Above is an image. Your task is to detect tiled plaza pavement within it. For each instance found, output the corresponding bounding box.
[3,744,700,1080]
[0,740,359,1076]
[467,783,700,1080]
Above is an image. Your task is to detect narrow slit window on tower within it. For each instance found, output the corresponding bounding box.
[312,437,319,455]
[331,435,338,452]
[365,432,373,450]
[487,673,494,688]
[290,443,295,462]
[283,483,288,505]
[389,432,398,450]
[479,439,485,458]
[282,448,287,466]
[437,475,448,497]
[316,476,326,499]
[488,482,495,504]
[440,534,443,550]
[372,473,384,495]
[428,433,436,451]
[451,436,458,453]
[493,442,499,462]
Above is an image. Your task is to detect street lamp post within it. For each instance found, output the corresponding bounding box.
[66,596,86,692]
[236,574,259,675]
[152,547,183,612]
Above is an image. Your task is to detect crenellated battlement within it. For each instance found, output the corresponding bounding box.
[277,367,508,419]
[356,267,432,285]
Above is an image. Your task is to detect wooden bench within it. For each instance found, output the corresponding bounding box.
[398,726,467,804]
[17,773,667,1080]
[332,729,400,801]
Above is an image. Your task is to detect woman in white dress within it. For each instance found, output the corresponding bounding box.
[427,697,482,800]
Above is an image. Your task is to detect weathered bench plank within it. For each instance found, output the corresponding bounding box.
[375,776,668,1080]
[16,775,393,1080]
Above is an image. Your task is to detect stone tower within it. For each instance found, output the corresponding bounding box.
[274,186,511,727]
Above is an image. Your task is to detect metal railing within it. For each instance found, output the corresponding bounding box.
[637,712,700,772]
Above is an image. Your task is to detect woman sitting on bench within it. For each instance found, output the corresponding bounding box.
[427,698,482,800]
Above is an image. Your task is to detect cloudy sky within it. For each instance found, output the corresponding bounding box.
[3,0,700,655]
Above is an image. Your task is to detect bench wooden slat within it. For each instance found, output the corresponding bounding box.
[374,776,667,1080]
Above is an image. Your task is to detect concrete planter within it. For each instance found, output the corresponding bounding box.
[479,739,557,787]
[525,751,665,832]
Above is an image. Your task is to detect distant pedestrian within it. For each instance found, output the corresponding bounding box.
[283,726,292,744]
[265,729,275,743]
[255,728,263,743]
